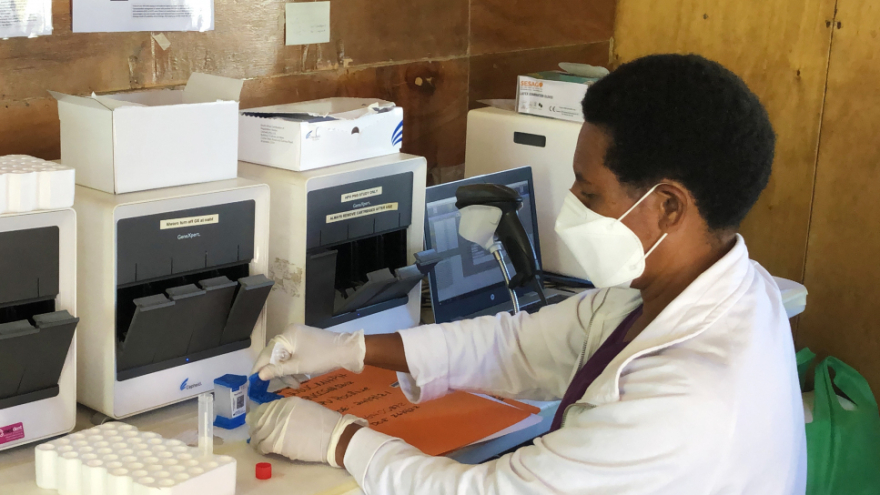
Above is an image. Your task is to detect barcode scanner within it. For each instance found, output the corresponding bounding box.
[455,184,547,312]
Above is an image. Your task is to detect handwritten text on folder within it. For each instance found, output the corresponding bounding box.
[279,366,535,455]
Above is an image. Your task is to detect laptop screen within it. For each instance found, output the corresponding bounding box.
[424,167,541,323]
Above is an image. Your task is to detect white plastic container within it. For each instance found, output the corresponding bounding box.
[34,422,236,495]
[6,168,37,213]
[0,155,75,213]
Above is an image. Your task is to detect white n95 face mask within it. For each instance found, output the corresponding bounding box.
[554,185,668,288]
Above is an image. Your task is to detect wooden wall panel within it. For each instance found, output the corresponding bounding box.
[0,99,60,158]
[0,0,612,176]
[614,0,835,281]
[148,2,299,86]
[471,0,615,55]
[800,1,880,390]
[151,0,470,86]
[242,59,469,171]
[0,4,151,101]
[469,42,610,108]
[331,0,469,64]
[0,58,469,166]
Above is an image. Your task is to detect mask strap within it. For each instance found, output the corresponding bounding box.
[617,183,664,222]
[644,233,668,258]
[630,232,668,270]
[621,183,668,271]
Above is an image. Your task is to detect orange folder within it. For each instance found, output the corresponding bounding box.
[279,366,535,455]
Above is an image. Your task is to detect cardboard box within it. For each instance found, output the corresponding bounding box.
[238,98,403,172]
[51,73,243,194]
[516,71,601,123]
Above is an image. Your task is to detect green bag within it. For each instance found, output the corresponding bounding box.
[797,347,816,390]
[805,355,880,495]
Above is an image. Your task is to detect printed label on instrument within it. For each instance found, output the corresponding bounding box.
[341,187,382,202]
[0,422,24,446]
[326,202,398,223]
[160,214,219,230]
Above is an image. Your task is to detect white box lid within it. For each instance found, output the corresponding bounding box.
[241,97,396,121]
[49,73,243,110]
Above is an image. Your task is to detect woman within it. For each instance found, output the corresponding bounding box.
[248,54,807,494]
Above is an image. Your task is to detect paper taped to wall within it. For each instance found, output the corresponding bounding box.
[0,0,52,39]
[72,0,213,33]
[285,1,330,45]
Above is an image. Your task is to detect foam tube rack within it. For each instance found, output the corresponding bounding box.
[34,422,237,495]
[0,155,75,214]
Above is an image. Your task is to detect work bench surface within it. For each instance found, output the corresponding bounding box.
[0,399,558,495]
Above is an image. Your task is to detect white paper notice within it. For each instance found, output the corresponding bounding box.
[0,0,52,39]
[285,1,330,46]
[72,0,214,33]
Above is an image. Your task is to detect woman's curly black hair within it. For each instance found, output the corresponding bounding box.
[583,54,775,231]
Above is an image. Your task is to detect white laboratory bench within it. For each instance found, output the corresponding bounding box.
[0,399,559,495]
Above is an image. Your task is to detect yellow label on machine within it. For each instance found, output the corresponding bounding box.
[159,214,219,230]
[326,203,398,224]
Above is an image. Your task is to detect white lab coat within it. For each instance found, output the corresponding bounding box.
[344,235,807,494]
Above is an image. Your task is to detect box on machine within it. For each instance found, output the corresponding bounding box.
[516,70,603,123]
[238,97,404,172]
[50,73,243,194]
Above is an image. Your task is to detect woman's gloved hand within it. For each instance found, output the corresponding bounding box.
[251,324,366,387]
[247,396,366,467]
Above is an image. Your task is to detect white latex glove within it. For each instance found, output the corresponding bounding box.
[252,324,366,387]
[247,396,366,467]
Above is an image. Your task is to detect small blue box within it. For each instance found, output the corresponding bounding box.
[213,374,248,429]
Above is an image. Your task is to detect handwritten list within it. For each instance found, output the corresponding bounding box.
[285,1,330,46]
[279,366,534,455]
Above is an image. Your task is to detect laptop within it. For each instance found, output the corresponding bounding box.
[424,167,573,323]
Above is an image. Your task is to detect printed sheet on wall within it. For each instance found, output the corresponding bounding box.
[72,0,213,33]
[0,0,52,39]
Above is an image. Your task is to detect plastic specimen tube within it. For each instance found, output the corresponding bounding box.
[82,459,107,495]
[58,451,83,495]
[198,393,214,458]
[107,468,133,495]
[35,443,59,488]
